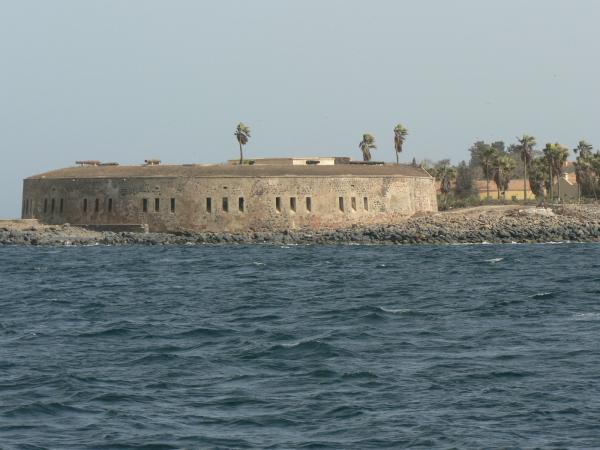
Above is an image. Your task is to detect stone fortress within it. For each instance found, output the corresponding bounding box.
[21,157,438,233]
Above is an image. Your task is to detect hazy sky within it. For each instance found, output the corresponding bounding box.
[1,0,600,217]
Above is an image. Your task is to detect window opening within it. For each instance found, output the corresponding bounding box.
[338,197,344,211]
[142,198,148,213]
[275,197,282,212]
[108,198,112,213]
[306,197,312,212]
[290,197,296,212]
[222,197,229,212]
[206,197,212,213]
[351,197,357,211]
[155,198,160,212]
[60,198,64,213]
[95,198,99,213]
[51,198,55,213]
[364,197,369,210]
[238,197,244,212]
[170,198,175,213]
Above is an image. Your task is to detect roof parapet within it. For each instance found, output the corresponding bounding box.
[348,160,385,165]
[75,160,101,166]
[228,157,352,166]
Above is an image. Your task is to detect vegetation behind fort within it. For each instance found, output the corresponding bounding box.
[410,136,600,210]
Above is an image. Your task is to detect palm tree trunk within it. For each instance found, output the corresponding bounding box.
[523,162,527,202]
[549,166,553,201]
[396,151,399,165]
[239,142,243,164]
[557,173,561,201]
[497,168,501,199]
[486,166,490,200]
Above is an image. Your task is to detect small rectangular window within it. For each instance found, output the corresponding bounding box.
[351,197,357,211]
[51,198,55,213]
[306,197,312,212]
[275,196,282,212]
[170,198,175,213]
[154,198,160,212]
[44,198,48,213]
[290,197,296,212]
[83,198,87,212]
[338,197,344,212]
[238,197,244,212]
[206,197,212,213]
[95,198,99,213]
[222,197,229,212]
[142,198,148,213]
[60,198,64,213]
[363,197,369,211]
[108,198,112,213]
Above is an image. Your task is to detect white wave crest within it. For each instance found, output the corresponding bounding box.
[379,307,411,314]
[574,312,600,321]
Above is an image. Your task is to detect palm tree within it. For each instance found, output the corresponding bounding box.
[435,161,456,206]
[234,123,251,164]
[590,152,600,198]
[574,141,596,199]
[574,140,593,158]
[517,134,536,201]
[528,157,548,197]
[479,145,498,200]
[555,143,569,200]
[543,143,569,201]
[493,154,516,199]
[359,134,377,161]
[393,124,408,165]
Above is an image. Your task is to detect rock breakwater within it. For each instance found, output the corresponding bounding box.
[2,205,600,246]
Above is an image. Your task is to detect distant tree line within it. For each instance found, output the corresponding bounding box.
[417,136,600,205]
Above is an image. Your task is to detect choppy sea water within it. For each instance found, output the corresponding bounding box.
[1,244,600,449]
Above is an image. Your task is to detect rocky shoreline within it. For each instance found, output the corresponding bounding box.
[2,205,600,246]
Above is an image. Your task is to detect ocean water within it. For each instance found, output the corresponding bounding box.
[1,244,600,449]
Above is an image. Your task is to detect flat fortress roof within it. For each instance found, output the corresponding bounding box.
[27,164,433,179]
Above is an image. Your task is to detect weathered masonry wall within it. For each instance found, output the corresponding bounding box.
[22,174,437,232]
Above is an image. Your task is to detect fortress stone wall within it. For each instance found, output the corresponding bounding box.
[21,160,437,233]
